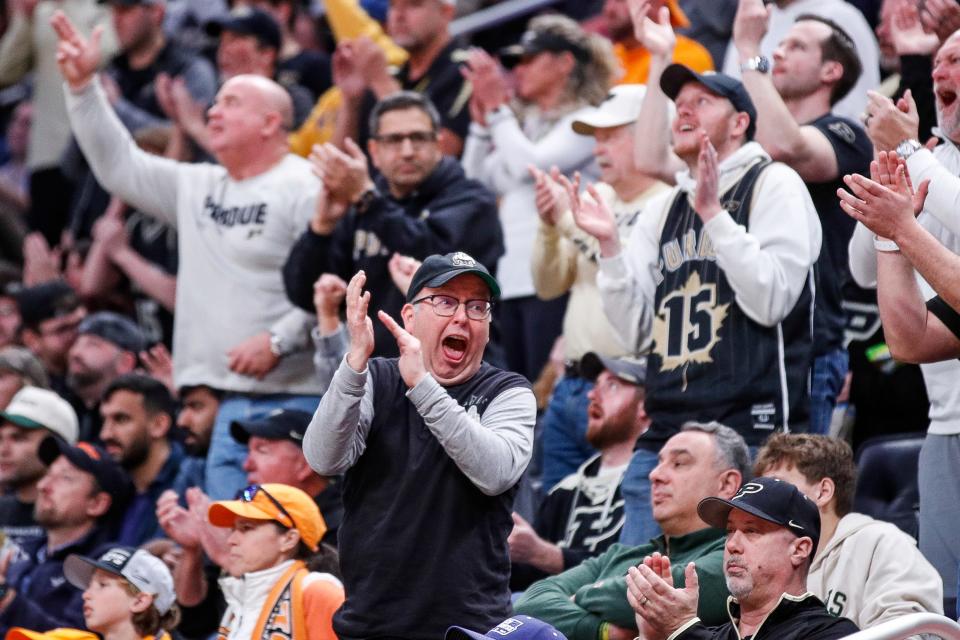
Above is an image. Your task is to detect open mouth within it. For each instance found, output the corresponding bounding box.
[938,89,958,109]
[678,123,697,133]
[587,403,603,420]
[442,336,468,362]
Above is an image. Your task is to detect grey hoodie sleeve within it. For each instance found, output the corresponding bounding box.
[406,375,536,496]
[302,356,375,476]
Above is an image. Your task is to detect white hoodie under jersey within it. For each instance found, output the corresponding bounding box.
[807,512,943,629]
[65,80,322,395]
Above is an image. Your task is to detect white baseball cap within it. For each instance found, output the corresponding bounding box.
[572,84,649,135]
[0,386,78,444]
[65,547,176,615]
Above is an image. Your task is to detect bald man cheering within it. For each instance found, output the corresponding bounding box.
[52,11,325,500]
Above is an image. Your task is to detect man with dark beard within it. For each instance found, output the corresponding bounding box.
[99,373,198,546]
[508,353,650,590]
[67,312,146,441]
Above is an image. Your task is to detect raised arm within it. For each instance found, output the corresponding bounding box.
[695,137,820,326]
[302,271,377,475]
[733,0,840,182]
[838,151,960,362]
[53,11,181,226]
[630,0,685,183]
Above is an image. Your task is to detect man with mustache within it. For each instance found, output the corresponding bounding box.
[626,476,859,640]
[508,352,650,590]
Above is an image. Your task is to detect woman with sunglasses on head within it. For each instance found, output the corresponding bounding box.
[61,546,180,640]
[207,483,344,640]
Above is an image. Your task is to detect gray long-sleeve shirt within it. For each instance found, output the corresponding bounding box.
[304,356,535,495]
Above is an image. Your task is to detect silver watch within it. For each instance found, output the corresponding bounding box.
[896,138,923,159]
[739,55,770,74]
[269,332,290,358]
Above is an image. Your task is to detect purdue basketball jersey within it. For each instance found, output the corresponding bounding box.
[644,160,813,446]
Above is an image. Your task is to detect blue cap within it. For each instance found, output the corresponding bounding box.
[446,617,567,640]
[660,64,757,140]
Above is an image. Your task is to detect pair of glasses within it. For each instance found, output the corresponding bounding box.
[374,131,437,148]
[411,294,493,320]
[240,484,297,531]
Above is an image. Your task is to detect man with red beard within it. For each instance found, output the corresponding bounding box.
[508,352,650,590]
[304,253,535,640]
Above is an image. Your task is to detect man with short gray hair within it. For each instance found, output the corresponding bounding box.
[515,423,748,640]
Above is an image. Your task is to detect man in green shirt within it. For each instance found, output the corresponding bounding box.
[515,421,749,640]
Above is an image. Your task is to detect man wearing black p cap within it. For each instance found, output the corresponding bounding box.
[304,252,536,640]
[624,476,858,640]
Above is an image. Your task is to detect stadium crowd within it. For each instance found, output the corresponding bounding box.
[0,0,957,637]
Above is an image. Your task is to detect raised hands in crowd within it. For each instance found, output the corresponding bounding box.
[308,139,372,234]
[838,151,929,242]
[50,10,102,91]
[461,48,510,126]
[626,553,700,640]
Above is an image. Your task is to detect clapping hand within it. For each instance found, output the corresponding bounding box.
[627,0,676,61]
[345,271,375,372]
[562,172,619,250]
[693,133,722,222]
[378,310,427,388]
[627,553,700,640]
[530,165,569,226]
[837,150,929,241]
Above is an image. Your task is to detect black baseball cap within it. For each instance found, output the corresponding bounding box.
[659,64,757,140]
[77,312,147,355]
[230,409,312,446]
[406,252,501,302]
[579,352,647,385]
[15,281,80,328]
[207,7,282,51]
[698,476,821,554]
[38,436,134,511]
[499,29,590,69]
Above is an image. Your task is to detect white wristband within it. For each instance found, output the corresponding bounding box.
[874,236,900,252]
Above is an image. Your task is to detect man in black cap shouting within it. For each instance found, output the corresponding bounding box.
[304,252,536,640]
[624,476,859,640]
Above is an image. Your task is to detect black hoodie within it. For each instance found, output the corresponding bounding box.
[283,156,503,357]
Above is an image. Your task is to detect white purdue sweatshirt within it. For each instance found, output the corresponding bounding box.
[65,80,322,395]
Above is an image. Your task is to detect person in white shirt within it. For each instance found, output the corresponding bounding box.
[755,433,943,628]
[52,10,324,501]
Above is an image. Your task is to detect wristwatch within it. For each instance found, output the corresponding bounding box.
[354,187,380,214]
[740,55,771,74]
[269,333,291,358]
[896,138,923,159]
